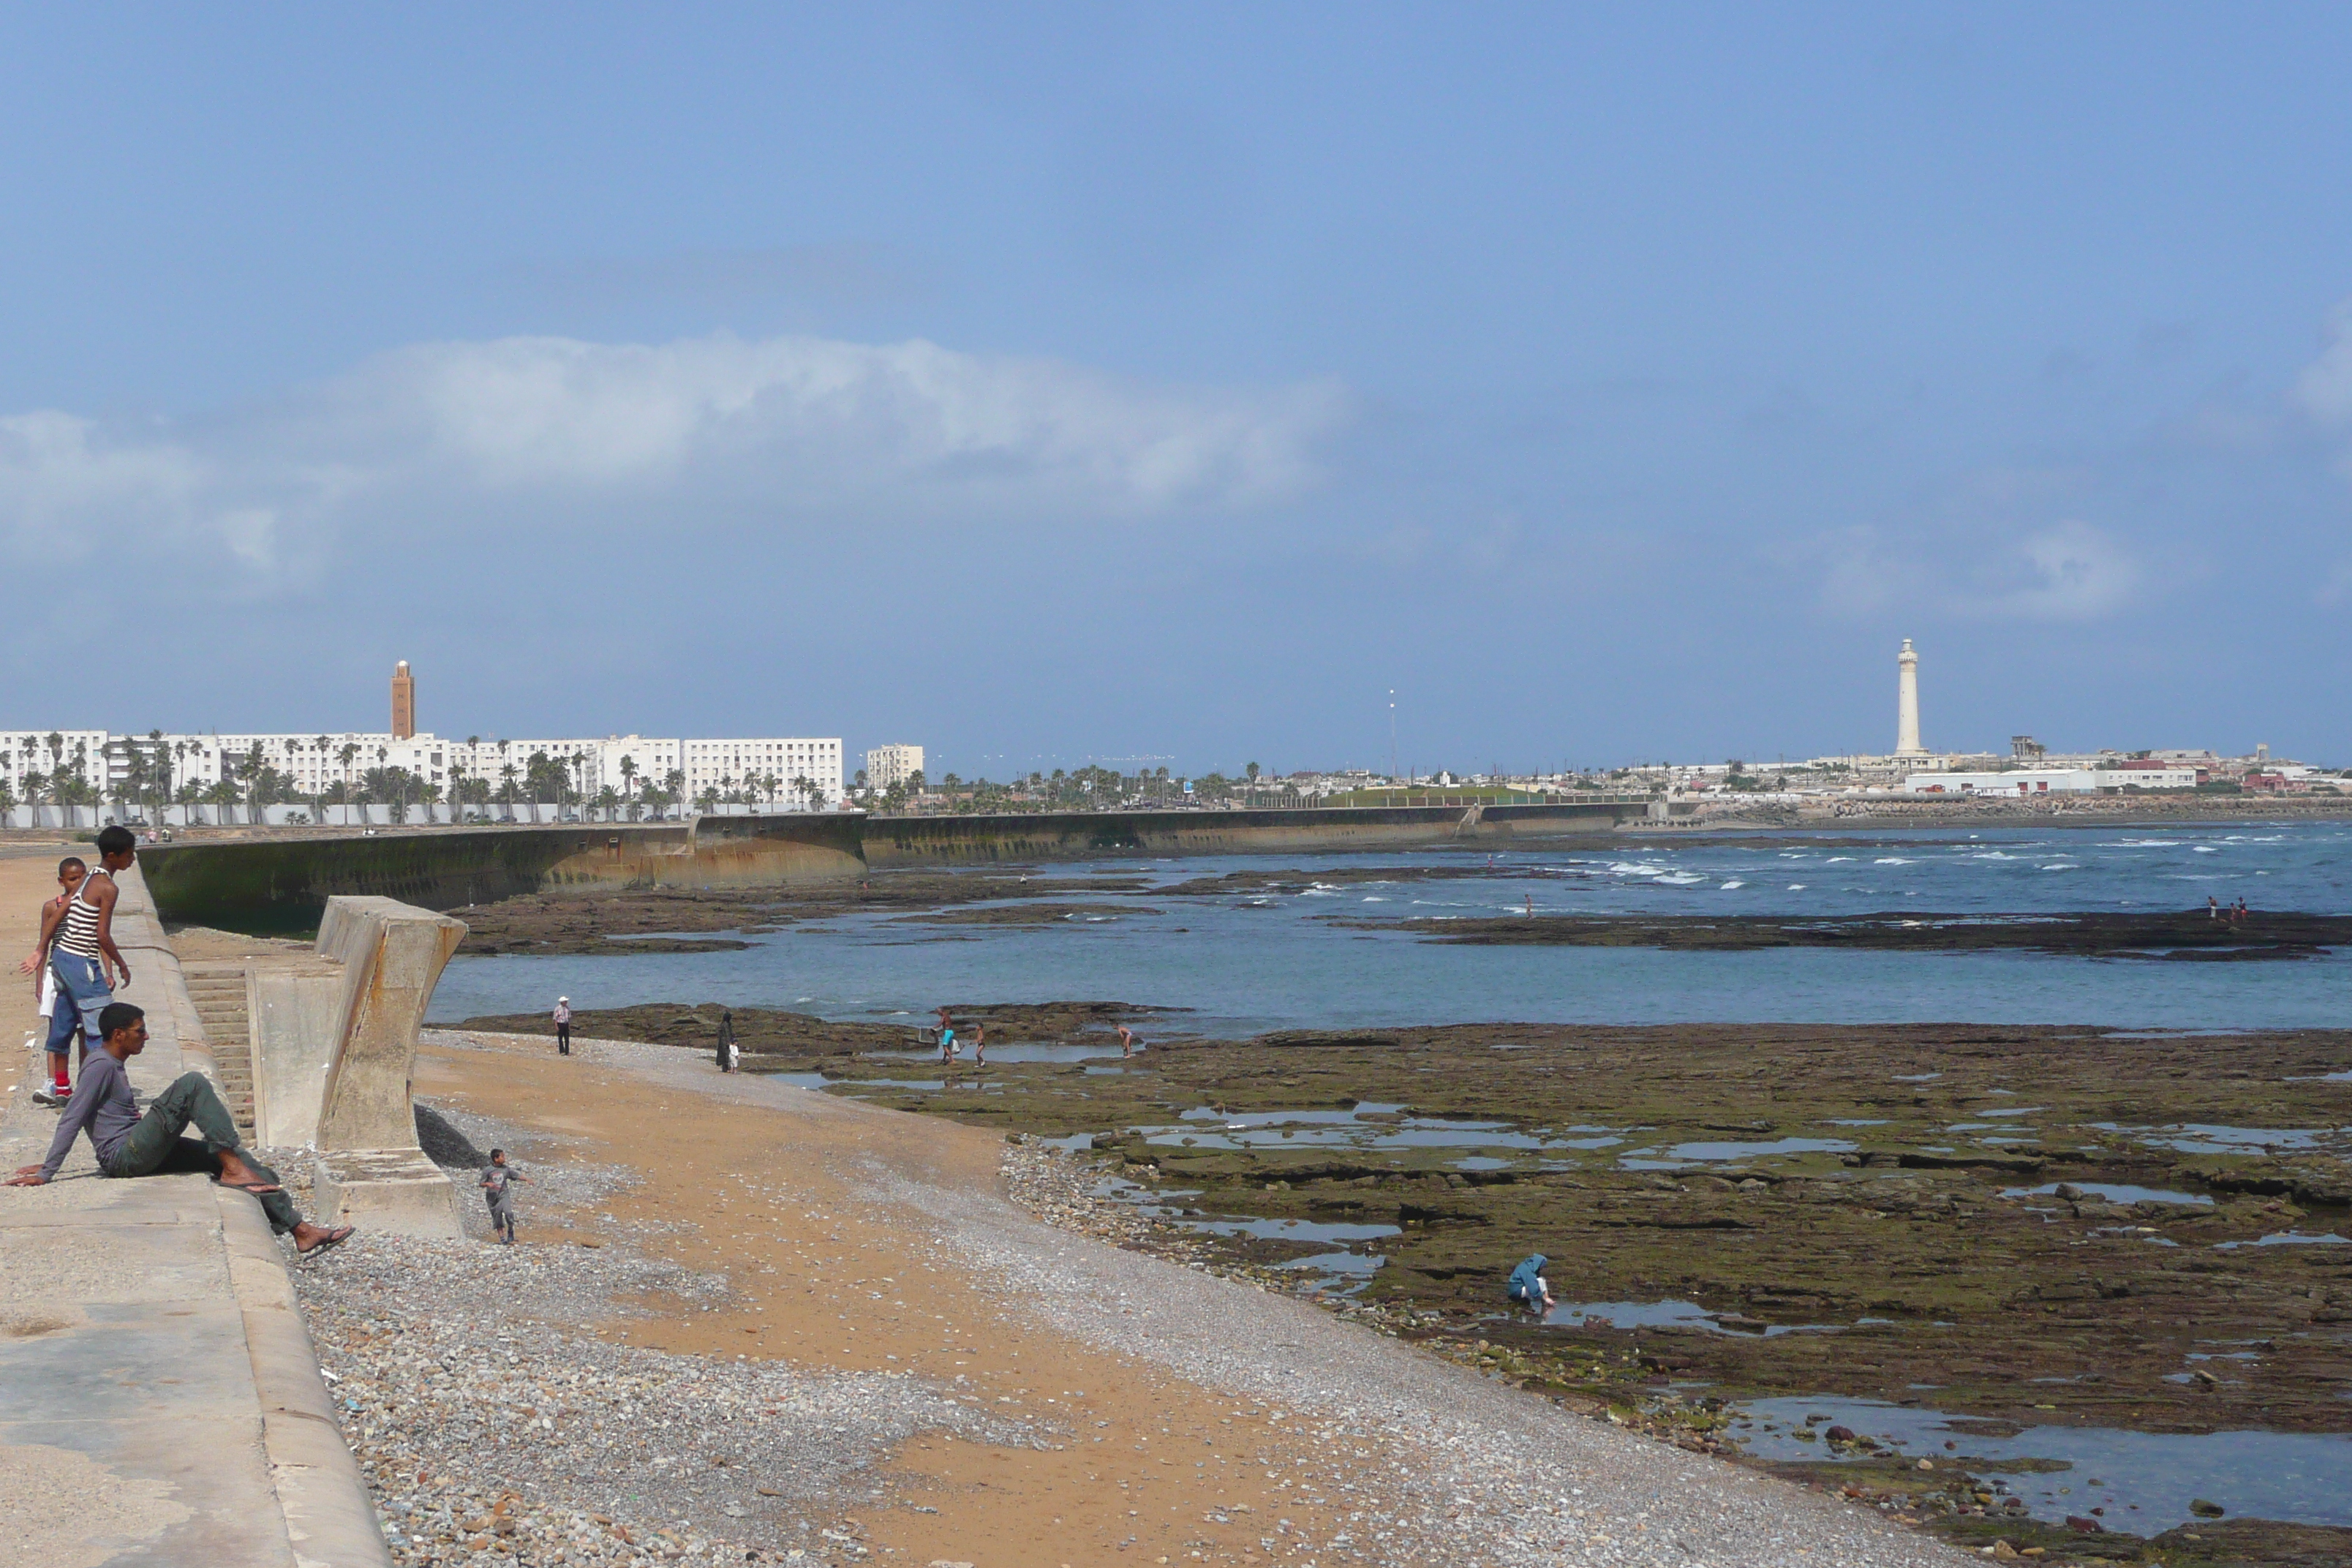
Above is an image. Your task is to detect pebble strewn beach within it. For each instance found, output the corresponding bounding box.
[283,1101,1030,1568]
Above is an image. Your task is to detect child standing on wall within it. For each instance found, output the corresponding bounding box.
[480,1149,527,1244]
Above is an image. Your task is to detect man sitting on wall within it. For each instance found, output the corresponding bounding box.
[8,1002,355,1254]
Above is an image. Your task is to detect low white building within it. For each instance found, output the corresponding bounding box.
[866,745,924,790]
[1902,767,2198,796]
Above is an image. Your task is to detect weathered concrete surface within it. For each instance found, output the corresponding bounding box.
[304,899,467,1238]
[0,851,391,1568]
[248,961,346,1150]
[855,800,1640,865]
[140,802,1653,929]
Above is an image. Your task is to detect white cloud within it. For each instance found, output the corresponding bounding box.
[2291,297,2352,429]
[1811,519,2141,622]
[304,332,1348,508]
[0,331,1351,581]
[1975,521,2141,621]
[0,411,203,558]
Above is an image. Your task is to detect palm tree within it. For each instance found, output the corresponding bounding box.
[241,742,266,825]
[336,743,359,824]
[617,755,638,822]
[309,735,330,823]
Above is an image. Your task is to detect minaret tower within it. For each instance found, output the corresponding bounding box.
[391,660,416,740]
[1894,639,1924,758]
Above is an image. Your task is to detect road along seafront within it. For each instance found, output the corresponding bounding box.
[316,1027,1970,1568]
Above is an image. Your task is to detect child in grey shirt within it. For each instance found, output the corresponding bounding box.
[479,1149,527,1245]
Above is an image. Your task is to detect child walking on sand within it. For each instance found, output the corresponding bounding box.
[480,1149,527,1244]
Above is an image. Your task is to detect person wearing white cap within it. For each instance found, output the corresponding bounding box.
[553,995,573,1057]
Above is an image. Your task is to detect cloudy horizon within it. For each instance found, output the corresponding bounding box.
[6,7,2352,776]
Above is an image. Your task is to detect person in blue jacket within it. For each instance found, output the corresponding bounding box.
[1507,1254,1554,1317]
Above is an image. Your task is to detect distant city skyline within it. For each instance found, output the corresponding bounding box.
[4,10,2351,766]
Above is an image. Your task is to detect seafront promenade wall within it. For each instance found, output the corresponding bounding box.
[139,801,1643,927]
[856,800,1637,864]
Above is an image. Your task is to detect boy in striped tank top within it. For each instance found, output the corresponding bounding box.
[20,826,136,1105]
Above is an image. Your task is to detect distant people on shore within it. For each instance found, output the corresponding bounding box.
[972,1022,987,1066]
[1507,1253,1555,1318]
[2207,897,2220,920]
[1117,1024,1137,1059]
[717,1009,739,1073]
[553,996,573,1056]
[9,1003,353,1254]
[479,1148,527,1244]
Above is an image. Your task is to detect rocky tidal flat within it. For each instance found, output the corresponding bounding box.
[465,1009,2352,1431]
[448,873,1158,956]
[1341,911,2352,959]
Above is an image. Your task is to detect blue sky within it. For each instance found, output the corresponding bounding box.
[6,4,2352,776]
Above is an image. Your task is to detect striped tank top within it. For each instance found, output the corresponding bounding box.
[54,872,108,960]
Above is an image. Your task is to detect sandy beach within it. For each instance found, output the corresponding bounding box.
[308,1025,1967,1567]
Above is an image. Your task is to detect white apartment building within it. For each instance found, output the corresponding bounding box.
[4,728,842,810]
[680,737,842,806]
[866,744,924,790]
[444,736,682,802]
[0,731,112,798]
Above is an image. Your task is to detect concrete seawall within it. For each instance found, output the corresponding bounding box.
[142,801,1647,927]
[857,800,1637,864]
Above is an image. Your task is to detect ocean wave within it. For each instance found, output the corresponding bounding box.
[1719,880,1746,890]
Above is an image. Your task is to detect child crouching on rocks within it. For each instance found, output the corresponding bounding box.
[1507,1253,1555,1318]
[480,1149,527,1244]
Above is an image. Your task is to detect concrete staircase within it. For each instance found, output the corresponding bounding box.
[181,962,258,1139]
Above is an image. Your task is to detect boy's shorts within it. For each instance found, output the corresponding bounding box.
[45,954,110,1055]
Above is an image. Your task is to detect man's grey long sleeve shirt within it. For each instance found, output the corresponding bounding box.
[39,1052,139,1179]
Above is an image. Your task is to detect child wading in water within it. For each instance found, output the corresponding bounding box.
[480,1149,527,1244]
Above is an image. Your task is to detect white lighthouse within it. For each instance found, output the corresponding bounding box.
[1895,638,1925,758]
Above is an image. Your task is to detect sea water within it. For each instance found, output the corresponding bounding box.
[429,821,2352,1034]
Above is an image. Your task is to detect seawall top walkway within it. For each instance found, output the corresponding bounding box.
[0,847,386,1568]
